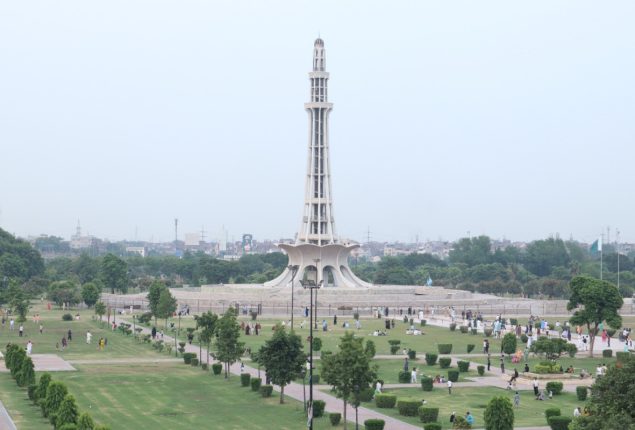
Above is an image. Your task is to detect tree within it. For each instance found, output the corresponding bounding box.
[47,280,81,307]
[43,381,68,418]
[524,238,571,277]
[530,336,576,360]
[9,283,30,322]
[194,311,218,367]
[94,301,106,323]
[100,254,128,294]
[484,396,514,430]
[321,333,377,430]
[155,289,177,327]
[567,276,623,358]
[17,356,35,387]
[74,253,100,284]
[56,394,79,428]
[257,326,306,403]
[35,373,52,405]
[449,236,493,266]
[81,282,101,307]
[215,308,244,379]
[147,281,166,325]
[501,333,517,356]
[77,412,95,430]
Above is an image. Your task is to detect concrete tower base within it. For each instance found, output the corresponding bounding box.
[264,243,372,289]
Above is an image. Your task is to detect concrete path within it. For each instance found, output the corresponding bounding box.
[68,357,181,365]
[0,354,75,372]
[0,400,17,430]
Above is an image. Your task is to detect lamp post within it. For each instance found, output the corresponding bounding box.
[300,278,322,430]
[313,259,320,329]
[288,265,299,330]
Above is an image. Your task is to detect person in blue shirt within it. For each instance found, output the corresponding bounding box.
[465,411,474,426]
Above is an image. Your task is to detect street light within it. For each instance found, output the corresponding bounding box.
[313,259,320,329]
[288,265,299,330]
[300,278,322,430]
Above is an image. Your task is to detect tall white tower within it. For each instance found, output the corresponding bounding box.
[265,39,371,289]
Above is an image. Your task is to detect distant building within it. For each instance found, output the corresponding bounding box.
[125,246,146,257]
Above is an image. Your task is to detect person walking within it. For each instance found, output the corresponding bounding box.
[10,318,15,330]
[533,378,539,397]
[26,340,33,355]
[500,355,505,374]
[403,357,409,372]
[447,379,452,395]
[19,324,24,337]
[411,367,418,384]
[487,354,491,371]
[86,331,92,344]
[514,391,520,408]
[39,324,44,334]
[67,329,72,341]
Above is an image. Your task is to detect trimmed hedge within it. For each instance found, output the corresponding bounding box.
[576,386,587,401]
[212,363,222,375]
[548,416,572,430]
[457,361,470,372]
[437,344,452,354]
[484,328,493,337]
[616,351,631,363]
[329,412,341,426]
[240,373,251,387]
[375,394,397,409]
[477,365,485,376]
[546,381,563,395]
[447,370,459,382]
[398,371,410,383]
[421,376,433,391]
[545,407,561,423]
[439,358,451,369]
[183,353,196,364]
[201,363,208,371]
[420,320,427,327]
[390,346,400,355]
[259,385,273,397]
[407,350,416,359]
[423,423,442,430]
[364,419,385,430]
[250,377,262,392]
[467,344,475,353]
[425,353,438,366]
[470,328,478,335]
[190,358,199,366]
[459,325,469,333]
[602,349,613,358]
[397,398,420,416]
[313,400,325,417]
[449,323,457,331]
[388,340,401,346]
[312,337,322,351]
[418,407,439,423]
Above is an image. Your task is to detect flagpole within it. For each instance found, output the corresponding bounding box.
[600,234,603,281]
[617,229,620,290]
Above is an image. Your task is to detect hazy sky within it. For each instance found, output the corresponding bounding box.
[1,1,634,244]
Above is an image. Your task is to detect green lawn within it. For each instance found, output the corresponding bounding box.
[468,355,617,376]
[362,386,581,429]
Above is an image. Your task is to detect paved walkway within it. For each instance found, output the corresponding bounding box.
[0,354,75,372]
[0,400,17,430]
[68,357,181,365]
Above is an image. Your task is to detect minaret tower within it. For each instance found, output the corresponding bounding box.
[298,38,336,245]
[265,39,371,289]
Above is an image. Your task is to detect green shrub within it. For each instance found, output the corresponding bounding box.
[425,353,438,366]
[390,345,400,355]
[437,344,452,354]
[548,416,572,430]
[312,337,322,351]
[212,363,222,375]
[240,373,251,387]
[329,412,341,426]
[388,339,401,346]
[448,370,459,382]
[546,381,563,395]
[398,371,410,383]
[397,398,420,416]
[62,314,73,321]
[421,376,433,391]
[423,423,442,430]
[457,361,470,372]
[27,384,37,401]
[250,377,262,391]
[502,333,517,355]
[183,353,195,364]
[510,318,518,326]
[420,319,427,327]
[77,412,95,430]
[449,323,457,331]
[576,386,587,401]
[359,387,375,402]
[545,407,561,423]
[470,328,478,335]
[59,425,78,430]
[56,394,79,429]
[365,340,376,358]
[201,363,208,371]
[137,312,153,324]
[43,381,68,418]
[418,407,439,423]
[313,400,326,417]
[477,365,485,376]
[353,312,359,320]
[259,384,273,397]
[375,393,397,408]
[364,419,385,430]
[439,358,451,368]
[35,373,52,405]
[484,396,514,430]
[467,344,475,353]
[453,415,471,429]
[460,325,469,333]
[520,334,528,343]
[407,350,416,359]
[567,344,577,358]
[190,358,199,366]
[602,349,613,358]
[484,328,493,337]
[534,362,562,374]
[616,351,631,363]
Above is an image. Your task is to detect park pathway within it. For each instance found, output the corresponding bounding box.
[0,400,17,430]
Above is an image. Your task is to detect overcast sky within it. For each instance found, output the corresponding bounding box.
[1,1,634,245]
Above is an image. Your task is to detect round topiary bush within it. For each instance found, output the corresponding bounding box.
[460,325,469,333]
[449,323,457,331]
[190,358,199,366]
[484,328,493,337]
[545,407,561,424]
[423,423,442,430]
[616,351,631,363]
[201,363,208,371]
[418,407,439,423]
[548,416,572,430]
[398,371,410,383]
[576,386,587,401]
[439,358,451,369]
[546,381,563,395]
[240,373,251,387]
[183,353,195,364]
[212,363,222,375]
[375,393,397,409]
[467,344,475,353]
[27,384,37,401]
[312,337,323,351]
[520,334,528,343]
[313,400,326,417]
[388,339,401,346]
[425,353,438,366]
[397,398,420,416]
[390,345,400,355]
[477,365,485,376]
[259,385,273,397]
[421,376,433,391]
[437,344,453,354]
[408,350,416,359]
[420,320,427,327]
[364,419,385,430]
[457,361,470,372]
[448,370,459,382]
[329,412,341,426]
[250,377,262,392]
[602,349,613,358]
[62,314,73,321]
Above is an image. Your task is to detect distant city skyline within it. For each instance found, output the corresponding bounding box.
[1,1,634,244]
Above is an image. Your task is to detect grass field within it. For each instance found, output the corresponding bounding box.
[468,355,617,376]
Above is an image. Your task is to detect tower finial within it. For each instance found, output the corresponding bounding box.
[313,38,325,71]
